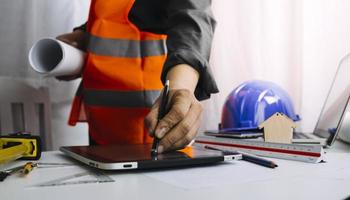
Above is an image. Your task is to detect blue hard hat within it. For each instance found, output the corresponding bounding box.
[221,80,300,131]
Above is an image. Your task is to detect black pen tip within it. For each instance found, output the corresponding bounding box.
[151,149,158,156]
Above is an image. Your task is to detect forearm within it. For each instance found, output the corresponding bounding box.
[166,64,199,93]
[161,0,219,100]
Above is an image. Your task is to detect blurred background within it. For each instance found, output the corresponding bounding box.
[1,0,350,150]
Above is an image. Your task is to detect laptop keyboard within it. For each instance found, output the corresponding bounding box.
[293,132,311,139]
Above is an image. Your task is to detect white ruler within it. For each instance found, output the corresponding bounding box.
[194,136,325,163]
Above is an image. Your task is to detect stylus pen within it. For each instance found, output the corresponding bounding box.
[151,80,170,155]
[204,146,278,168]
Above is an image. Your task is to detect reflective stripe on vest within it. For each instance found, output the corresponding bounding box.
[88,34,167,57]
[83,89,160,108]
[69,0,167,144]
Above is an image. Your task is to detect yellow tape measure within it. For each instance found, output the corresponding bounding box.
[0,133,41,164]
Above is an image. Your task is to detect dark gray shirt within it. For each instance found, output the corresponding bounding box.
[78,0,218,100]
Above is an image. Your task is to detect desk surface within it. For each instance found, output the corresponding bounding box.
[1,141,350,200]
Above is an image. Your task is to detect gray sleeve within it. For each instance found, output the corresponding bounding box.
[161,0,219,100]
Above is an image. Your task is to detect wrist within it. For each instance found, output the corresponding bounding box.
[166,64,199,93]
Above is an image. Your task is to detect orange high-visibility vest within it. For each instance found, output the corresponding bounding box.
[68,0,167,145]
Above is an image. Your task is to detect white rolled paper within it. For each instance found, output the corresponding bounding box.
[28,38,86,77]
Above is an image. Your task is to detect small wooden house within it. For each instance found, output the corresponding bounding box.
[258,112,296,144]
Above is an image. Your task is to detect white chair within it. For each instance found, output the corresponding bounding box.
[0,77,52,150]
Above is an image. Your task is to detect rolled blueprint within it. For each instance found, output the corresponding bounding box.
[29,38,86,77]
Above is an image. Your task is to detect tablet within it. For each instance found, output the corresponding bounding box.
[60,144,241,170]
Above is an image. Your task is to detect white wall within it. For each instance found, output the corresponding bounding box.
[203,0,350,133]
[301,0,350,132]
[204,0,303,132]
[0,0,90,150]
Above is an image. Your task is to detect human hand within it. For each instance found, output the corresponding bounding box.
[145,89,203,153]
[55,30,87,81]
[56,30,88,51]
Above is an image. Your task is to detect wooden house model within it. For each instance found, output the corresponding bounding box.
[258,112,296,144]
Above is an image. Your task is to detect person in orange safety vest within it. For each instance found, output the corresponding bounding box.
[56,0,218,153]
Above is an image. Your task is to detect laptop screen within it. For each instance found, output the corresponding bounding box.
[313,54,350,145]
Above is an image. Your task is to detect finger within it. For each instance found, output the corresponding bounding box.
[55,74,81,81]
[155,90,192,138]
[56,36,74,46]
[56,34,80,48]
[144,99,160,136]
[168,117,201,152]
[158,102,202,153]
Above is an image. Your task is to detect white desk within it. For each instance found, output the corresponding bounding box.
[1,141,350,200]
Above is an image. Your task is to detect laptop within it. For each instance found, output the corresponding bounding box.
[292,55,350,147]
[292,95,350,146]
[60,144,242,170]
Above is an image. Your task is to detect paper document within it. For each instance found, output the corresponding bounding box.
[144,153,350,190]
[29,38,86,77]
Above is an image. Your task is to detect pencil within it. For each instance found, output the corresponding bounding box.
[204,145,278,168]
[239,152,278,168]
[151,80,170,156]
